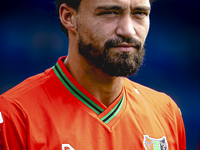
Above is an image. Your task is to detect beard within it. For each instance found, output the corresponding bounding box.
[78,34,145,77]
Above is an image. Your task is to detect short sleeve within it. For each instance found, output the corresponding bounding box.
[0,96,27,150]
[171,98,186,150]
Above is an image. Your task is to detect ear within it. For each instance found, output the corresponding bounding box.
[59,3,77,34]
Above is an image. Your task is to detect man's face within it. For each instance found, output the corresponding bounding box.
[76,0,151,76]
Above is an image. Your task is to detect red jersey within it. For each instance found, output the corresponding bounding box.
[0,57,186,150]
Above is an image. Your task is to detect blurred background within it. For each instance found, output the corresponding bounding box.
[0,0,199,149]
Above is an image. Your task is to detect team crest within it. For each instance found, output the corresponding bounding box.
[143,135,168,150]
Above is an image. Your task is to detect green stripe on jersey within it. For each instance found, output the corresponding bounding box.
[100,94,124,124]
[53,63,104,115]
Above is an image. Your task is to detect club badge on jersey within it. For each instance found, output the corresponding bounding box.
[143,135,168,150]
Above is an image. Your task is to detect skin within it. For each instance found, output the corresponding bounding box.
[59,0,151,107]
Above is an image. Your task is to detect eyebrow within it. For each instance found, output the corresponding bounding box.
[95,5,122,11]
[134,6,151,12]
[95,5,151,12]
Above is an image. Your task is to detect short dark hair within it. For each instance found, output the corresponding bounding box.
[56,0,154,36]
[56,0,82,13]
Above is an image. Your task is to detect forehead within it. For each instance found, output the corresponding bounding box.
[80,0,150,9]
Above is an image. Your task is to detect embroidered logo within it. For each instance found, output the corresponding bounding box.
[62,144,75,150]
[143,135,168,150]
[0,112,3,124]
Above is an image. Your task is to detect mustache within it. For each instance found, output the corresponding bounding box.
[105,37,142,51]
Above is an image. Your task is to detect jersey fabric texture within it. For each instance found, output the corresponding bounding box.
[0,56,186,150]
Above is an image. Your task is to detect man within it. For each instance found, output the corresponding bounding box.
[0,0,186,149]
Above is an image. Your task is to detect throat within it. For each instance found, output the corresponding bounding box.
[86,78,124,107]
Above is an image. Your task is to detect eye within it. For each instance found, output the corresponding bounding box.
[133,11,148,19]
[98,11,119,16]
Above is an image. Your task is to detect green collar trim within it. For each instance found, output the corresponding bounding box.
[53,62,124,124]
[100,95,124,124]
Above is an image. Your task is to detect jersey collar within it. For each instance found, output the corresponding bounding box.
[52,57,126,125]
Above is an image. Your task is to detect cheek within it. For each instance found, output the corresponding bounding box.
[136,20,150,42]
[78,16,116,47]
[144,19,150,35]
[90,23,112,46]
[143,20,150,40]
[78,21,95,44]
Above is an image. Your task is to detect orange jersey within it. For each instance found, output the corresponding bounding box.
[0,57,186,150]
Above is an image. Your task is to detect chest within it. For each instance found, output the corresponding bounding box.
[26,104,177,150]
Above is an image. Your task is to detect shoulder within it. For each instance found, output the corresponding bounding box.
[123,78,180,113]
[1,68,52,101]
[0,68,55,114]
[124,78,171,101]
[123,78,185,132]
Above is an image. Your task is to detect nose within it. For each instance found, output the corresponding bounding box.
[116,15,136,39]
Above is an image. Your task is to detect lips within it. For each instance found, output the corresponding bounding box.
[112,43,136,52]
